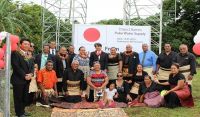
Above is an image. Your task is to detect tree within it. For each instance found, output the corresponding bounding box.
[15,3,58,53]
[162,0,200,52]
[97,19,123,25]
[0,0,31,35]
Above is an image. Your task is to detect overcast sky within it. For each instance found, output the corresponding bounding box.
[17,0,160,23]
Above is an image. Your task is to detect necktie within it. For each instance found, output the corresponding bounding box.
[141,52,146,66]
[52,49,55,55]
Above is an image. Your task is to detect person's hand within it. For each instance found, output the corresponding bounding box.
[26,73,32,79]
[188,75,193,80]
[54,91,58,97]
[152,70,156,75]
[114,93,118,98]
[164,90,171,96]
[65,92,69,96]
[154,79,160,84]
[80,91,83,96]
[127,94,132,102]
[125,80,129,83]
[97,87,102,91]
[127,80,132,84]
[43,92,48,101]
[25,75,31,80]
[153,75,159,83]
[90,67,94,70]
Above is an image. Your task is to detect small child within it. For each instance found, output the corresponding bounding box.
[28,64,38,105]
[103,83,118,107]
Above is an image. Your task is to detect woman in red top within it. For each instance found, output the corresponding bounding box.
[87,61,109,102]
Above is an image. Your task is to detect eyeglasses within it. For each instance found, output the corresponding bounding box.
[117,75,123,77]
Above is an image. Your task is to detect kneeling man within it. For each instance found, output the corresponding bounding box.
[37,60,58,106]
[62,60,86,103]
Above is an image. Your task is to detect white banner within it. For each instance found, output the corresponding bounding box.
[73,24,151,53]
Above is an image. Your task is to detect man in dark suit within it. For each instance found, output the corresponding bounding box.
[11,38,34,117]
[89,43,108,71]
[55,46,68,95]
[34,44,56,70]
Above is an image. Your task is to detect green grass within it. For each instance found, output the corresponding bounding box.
[10,91,52,117]
[196,57,200,65]
[10,69,200,117]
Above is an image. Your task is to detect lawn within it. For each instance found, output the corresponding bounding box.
[10,69,200,117]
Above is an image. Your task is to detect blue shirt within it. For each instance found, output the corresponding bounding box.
[139,50,157,71]
[40,54,48,69]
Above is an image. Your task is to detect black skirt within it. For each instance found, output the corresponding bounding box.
[164,92,181,108]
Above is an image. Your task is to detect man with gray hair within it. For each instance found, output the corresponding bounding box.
[173,44,196,88]
[121,44,139,83]
[62,60,86,103]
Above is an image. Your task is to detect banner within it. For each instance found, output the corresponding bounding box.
[73,24,151,53]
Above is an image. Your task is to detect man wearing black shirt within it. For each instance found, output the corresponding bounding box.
[156,43,177,81]
[62,60,86,103]
[173,44,196,87]
[55,47,68,95]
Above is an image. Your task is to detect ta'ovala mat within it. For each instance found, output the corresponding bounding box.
[51,107,128,117]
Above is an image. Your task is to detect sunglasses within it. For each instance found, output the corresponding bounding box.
[117,75,123,77]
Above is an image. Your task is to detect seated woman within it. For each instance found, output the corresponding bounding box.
[129,75,163,108]
[87,61,109,102]
[155,63,194,108]
[62,60,86,103]
[129,64,148,99]
[113,72,132,103]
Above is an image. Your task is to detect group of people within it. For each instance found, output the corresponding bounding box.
[11,38,196,117]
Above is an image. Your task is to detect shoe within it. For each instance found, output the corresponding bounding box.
[18,115,26,117]
[23,112,31,116]
[36,101,50,108]
[36,102,42,106]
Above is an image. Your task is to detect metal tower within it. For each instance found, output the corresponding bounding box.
[123,0,163,53]
[41,0,87,48]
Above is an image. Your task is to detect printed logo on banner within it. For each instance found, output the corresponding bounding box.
[77,25,107,45]
[83,28,100,42]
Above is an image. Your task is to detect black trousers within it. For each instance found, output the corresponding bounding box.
[88,90,94,102]
[13,83,29,116]
[57,82,63,93]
